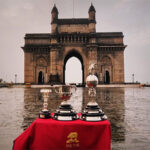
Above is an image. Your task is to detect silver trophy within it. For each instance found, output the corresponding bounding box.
[39,89,52,119]
[53,85,78,121]
[81,64,107,121]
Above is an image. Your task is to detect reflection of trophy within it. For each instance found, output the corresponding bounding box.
[39,89,51,119]
[53,85,78,121]
[81,64,107,121]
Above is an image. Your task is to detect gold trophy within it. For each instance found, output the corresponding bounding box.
[53,85,78,121]
[39,89,52,119]
[81,64,107,121]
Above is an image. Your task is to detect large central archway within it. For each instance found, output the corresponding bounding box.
[63,50,84,84]
[65,57,82,84]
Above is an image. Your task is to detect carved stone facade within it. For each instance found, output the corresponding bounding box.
[22,4,126,84]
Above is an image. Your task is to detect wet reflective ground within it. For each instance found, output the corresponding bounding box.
[0,87,150,150]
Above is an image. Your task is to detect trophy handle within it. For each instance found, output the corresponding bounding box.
[54,86,62,94]
[70,85,77,94]
[55,88,59,94]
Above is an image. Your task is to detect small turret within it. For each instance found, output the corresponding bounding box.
[88,3,96,33]
[51,4,58,33]
[88,3,96,23]
[51,4,59,24]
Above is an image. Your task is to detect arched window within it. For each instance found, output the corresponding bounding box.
[104,70,110,84]
[101,56,112,84]
[38,71,44,84]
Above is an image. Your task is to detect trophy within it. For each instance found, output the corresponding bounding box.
[39,89,52,119]
[53,85,78,121]
[81,63,107,121]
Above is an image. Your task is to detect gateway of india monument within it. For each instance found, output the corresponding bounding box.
[22,4,126,85]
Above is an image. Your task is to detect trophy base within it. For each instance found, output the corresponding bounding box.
[81,112,107,121]
[81,103,107,121]
[53,104,78,121]
[53,112,78,121]
[39,110,51,119]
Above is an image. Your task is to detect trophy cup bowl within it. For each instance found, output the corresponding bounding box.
[39,89,52,119]
[81,63,107,121]
[53,85,78,121]
[86,74,98,88]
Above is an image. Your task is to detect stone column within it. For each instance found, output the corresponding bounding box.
[87,45,98,75]
[50,45,63,83]
[24,52,34,83]
[50,48,57,75]
[88,46,98,66]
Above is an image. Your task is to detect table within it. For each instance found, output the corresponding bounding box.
[13,117,111,150]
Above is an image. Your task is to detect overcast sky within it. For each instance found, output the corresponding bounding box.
[0,0,150,84]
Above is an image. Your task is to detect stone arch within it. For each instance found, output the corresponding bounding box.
[100,56,112,84]
[101,56,112,65]
[36,57,48,84]
[63,50,84,84]
[36,57,47,66]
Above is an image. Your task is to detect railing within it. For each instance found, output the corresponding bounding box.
[58,35,89,43]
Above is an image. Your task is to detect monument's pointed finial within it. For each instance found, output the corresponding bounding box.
[51,4,58,14]
[89,2,96,13]
[51,3,59,24]
[88,2,96,24]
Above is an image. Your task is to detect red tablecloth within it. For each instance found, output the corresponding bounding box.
[13,117,111,150]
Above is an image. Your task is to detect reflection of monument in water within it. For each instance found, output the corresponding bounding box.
[22,88,83,129]
[83,87,125,142]
[22,87,125,141]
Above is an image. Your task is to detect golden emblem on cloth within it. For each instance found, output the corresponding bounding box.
[66,132,79,148]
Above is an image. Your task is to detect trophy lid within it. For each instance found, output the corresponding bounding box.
[40,89,52,93]
[86,63,98,87]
